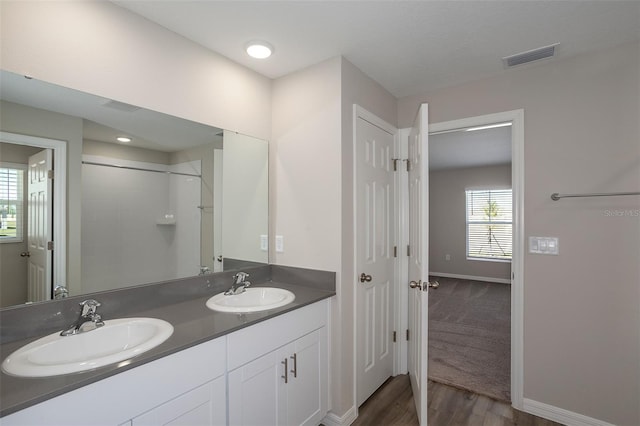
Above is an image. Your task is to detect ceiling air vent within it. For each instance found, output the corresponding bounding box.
[102,100,141,112]
[503,43,559,68]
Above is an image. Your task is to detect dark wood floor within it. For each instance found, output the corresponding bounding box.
[352,375,564,426]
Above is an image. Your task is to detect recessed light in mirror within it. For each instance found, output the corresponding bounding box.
[246,41,273,59]
[117,137,132,143]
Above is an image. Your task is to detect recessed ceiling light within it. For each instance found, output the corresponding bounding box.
[245,41,273,59]
[117,137,132,143]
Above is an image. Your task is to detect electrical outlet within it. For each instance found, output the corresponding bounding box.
[275,235,284,253]
[260,235,268,251]
[445,254,451,261]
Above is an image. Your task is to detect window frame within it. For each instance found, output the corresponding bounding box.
[0,162,27,244]
[465,188,513,262]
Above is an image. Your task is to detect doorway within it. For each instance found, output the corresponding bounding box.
[428,122,512,401]
[426,110,524,409]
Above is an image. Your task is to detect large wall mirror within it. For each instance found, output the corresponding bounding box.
[0,70,268,308]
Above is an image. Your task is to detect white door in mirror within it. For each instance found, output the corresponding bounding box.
[1,318,173,377]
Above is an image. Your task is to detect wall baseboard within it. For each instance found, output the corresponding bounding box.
[429,271,511,284]
[522,399,615,426]
[322,406,358,426]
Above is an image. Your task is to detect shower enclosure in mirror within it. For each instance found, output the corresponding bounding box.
[0,70,268,308]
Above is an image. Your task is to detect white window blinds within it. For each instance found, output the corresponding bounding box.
[0,166,24,242]
[466,189,512,260]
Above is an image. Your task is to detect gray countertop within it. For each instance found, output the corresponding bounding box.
[0,267,335,418]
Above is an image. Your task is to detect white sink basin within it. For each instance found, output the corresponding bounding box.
[206,287,295,313]
[1,317,173,377]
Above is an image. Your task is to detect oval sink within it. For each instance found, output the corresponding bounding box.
[206,287,295,313]
[1,317,173,377]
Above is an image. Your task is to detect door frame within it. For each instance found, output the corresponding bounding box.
[398,109,525,409]
[352,105,400,414]
[0,131,67,297]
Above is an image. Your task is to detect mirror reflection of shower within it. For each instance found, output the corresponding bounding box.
[81,154,202,293]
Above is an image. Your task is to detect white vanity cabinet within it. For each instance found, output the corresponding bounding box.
[1,299,329,426]
[227,300,328,426]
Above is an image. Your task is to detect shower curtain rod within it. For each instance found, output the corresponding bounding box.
[551,191,640,201]
[82,161,202,178]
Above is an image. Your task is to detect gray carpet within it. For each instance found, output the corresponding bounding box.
[428,277,511,402]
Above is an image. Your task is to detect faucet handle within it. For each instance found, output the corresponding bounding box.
[79,299,101,316]
[233,272,250,283]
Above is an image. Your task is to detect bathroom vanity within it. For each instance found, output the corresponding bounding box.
[0,265,335,425]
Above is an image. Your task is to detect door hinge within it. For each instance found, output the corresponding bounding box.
[47,241,54,251]
[393,246,397,258]
[47,170,54,180]
[393,331,397,343]
[406,329,410,341]
[406,159,411,172]
[407,245,411,257]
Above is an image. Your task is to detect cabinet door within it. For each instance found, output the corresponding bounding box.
[287,329,324,426]
[228,349,287,426]
[132,376,226,426]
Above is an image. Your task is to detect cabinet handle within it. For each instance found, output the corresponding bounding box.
[290,353,297,378]
[281,358,288,384]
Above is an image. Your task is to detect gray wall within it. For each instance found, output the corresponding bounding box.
[429,164,511,281]
[399,41,640,426]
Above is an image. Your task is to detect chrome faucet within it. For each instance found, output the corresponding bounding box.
[60,299,105,336]
[224,272,251,295]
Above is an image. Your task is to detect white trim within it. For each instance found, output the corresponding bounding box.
[427,109,525,409]
[322,406,358,426]
[352,104,399,414]
[522,399,616,426]
[429,272,511,285]
[0,131,67,296]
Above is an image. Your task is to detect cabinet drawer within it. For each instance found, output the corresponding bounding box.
[132,377,225,426]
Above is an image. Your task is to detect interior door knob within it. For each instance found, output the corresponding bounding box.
[20,252,30,257]
[427,281,440,289]
[359,273,372,283]
[409,280,422,290]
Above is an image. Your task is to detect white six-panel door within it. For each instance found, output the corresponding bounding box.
[355,113,396,406]
[27,149,52,303]
[407,104,429,424]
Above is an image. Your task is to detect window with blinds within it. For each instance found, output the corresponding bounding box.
[0,166,24,243]
[466,189,512,261]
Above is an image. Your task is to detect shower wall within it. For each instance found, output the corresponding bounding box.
[81,156,201,293]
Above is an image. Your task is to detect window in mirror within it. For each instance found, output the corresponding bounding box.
[0,164,25,243]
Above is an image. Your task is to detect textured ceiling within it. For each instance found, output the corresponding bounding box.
[113,0,640,98]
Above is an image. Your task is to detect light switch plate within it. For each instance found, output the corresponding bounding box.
[529,236,559,255]
[275,235,284,253]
